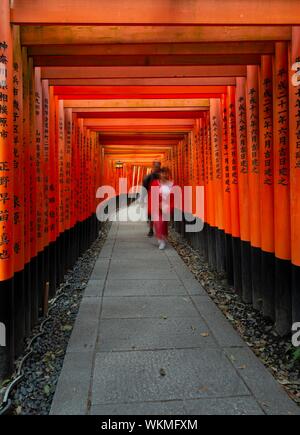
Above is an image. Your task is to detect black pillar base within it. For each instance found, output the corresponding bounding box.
[275,258,292,336]
[262,250,275,321]
[225,233,234,285]
[292,264,300,323]
[215,228,225,274]
[24,262,31,336]
[13,270,25,357]
[241,240,252,304]
[251,247,262,312]
[29,256,39,326]
[232,236,242,296]
[0,278,14,380]
[207,225,217,270]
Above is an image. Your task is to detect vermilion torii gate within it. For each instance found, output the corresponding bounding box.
[0,0,300,380]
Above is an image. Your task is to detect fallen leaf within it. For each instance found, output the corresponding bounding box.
[238,365,247,370]
[200,332,209,337]
[61,325,73,332]
[44,385,50,396]
[159,368,166,377]
[198,386,208,393]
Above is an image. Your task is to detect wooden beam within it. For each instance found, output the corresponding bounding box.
[41,65,246,79]
[48,77,236,86]
[11,1,300,25]
[77,111,204,119]
[83,119,195,127]
[28,42,274,56]
[33,54,261,67]
[72,107,208,112]
[53,85,225,95]
[21,25,291,45]
[63,98,210,108]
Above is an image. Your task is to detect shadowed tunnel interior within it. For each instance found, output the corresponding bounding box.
[0,0,300,381]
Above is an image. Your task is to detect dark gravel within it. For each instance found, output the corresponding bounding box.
[3,223,110,415]
[168,227,300,407]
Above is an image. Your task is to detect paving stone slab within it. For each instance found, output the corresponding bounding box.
[181,278,208,296]
[50,352,94,415]
[91,348,250,405]
[90,396,264,415]
[97,317,217,351]
[192,296,246,348]
[84,280,105,298]
[101,296,200,319]
[67,297,101,352]
[90,258,110,280]
[104,279,186,297]
[223,347,300,415]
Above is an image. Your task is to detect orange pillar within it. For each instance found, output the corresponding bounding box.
[289,27,300,322]
[29,58,39,323]
[22,47,31,333]
[210,99,225,273]
[246,65,262,310]
[227,86,242,294]
[259,55,275,319]
[12,25,25,354]
[206,112,216,269]
[235,77,252,303]
[42,80,50,254]
[220,93,233,283]
[0,0,14,372]
[273,42,291,334]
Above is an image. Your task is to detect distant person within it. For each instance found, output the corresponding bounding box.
[150,167,174,250]
[142,161,161,237]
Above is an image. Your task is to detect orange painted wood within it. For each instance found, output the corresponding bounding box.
[29,58,37,260]
[48,87,58,243]
[48,77,236,86]
[235,77,250,243]
[35,67,45,253]
[64,107,72,230]
[78,111,205,119]
[21,25,291,46]
[0,0,13,280]
[11,0,300,25]
[22,47,31,264]
[273,42,291,261]
[12,26,25,273]
[289,27,300,267]
[246,65,261,249]
[32,54,261,67]
[259,55,274,254]
[41,66,246,79]
[42,79,50,249]
[53,85,226,96]
[220,94,232,236]
[28,42,274,57]
[227,86,240,239]
[210,99,224,231]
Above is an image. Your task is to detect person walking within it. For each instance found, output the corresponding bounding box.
[150,167,174,250]
[141,160,161,237]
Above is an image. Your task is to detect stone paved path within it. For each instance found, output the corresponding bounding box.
[50,221,300,415]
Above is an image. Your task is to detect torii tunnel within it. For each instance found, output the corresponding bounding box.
[0,0,300,380]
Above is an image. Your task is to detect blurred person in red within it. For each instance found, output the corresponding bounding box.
[150,167,175,250]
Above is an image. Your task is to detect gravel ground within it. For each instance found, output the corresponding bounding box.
[0,223,110,415]
[168,227,300,407]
